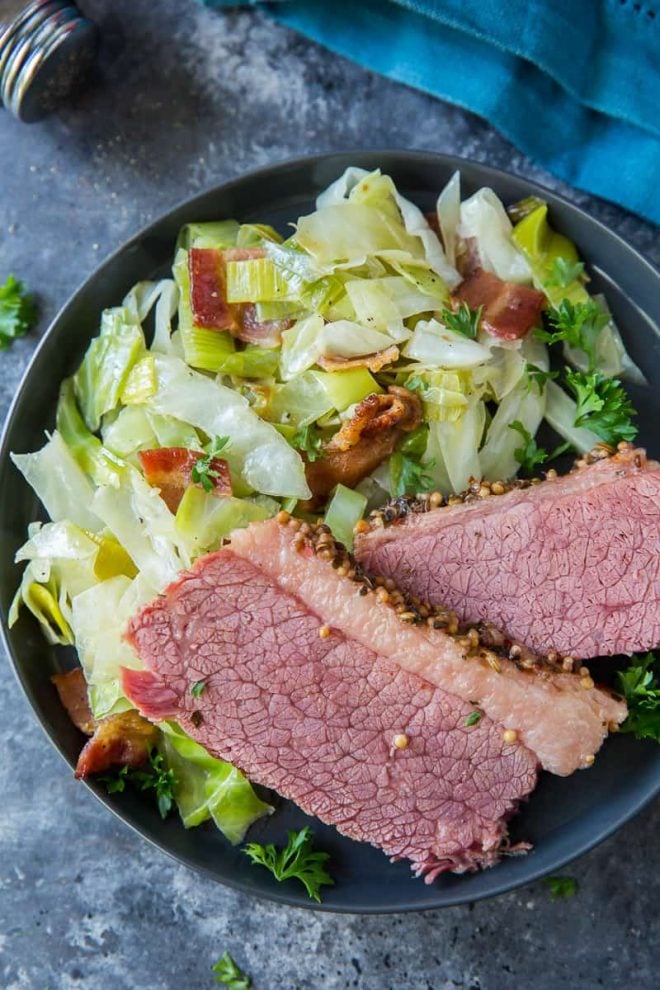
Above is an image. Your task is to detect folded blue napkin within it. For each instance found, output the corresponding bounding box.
[203,1,660,224]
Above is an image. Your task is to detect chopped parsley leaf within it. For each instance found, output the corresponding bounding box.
[440,302,482,339]
[544,876,578,901]
[212,951,252,989]
[0,274,37,350]
[616,651,660,743]
[243,826,334,903]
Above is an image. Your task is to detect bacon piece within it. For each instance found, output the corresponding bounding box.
[52,668,95,735]
[305,387,422,499]
[188,248,237,331]
[222,247,266,262]
[234,303,291,348]
[316,344,400,373]
[454,269,545,341]
[75,710,159,779]
[138,447,232,513]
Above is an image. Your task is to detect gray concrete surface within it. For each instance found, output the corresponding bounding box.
[0,2,658,988]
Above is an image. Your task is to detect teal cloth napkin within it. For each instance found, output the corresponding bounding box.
[202,0,660,224]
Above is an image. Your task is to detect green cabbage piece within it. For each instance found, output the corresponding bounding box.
[92,468,191,590]
[403,318,492,368]
[324,484,367,551]
[73,306,146,432]
[158,722,272,844]
[11,432,102,532]
[459,188,532,284]
[145,354,310,499]
[175,488,274,557]
[71,572,156,719]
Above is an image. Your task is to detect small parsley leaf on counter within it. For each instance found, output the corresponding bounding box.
[0,275,37,350]
[544,876,578,901]
[212,951,252,989]
[243,826,334,903]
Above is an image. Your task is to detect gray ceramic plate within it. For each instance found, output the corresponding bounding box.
[1,151,658,913]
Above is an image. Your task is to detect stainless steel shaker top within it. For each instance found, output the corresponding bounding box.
[0,0,96,122]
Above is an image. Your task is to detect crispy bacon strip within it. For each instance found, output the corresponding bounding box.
[75,710,159,779]
[188,246,289,347]
[305,386,422,499]
[316,344,400,373]
[188,248,237,331]
[52,668,96,735]
[138,447,232,513]
[454,269,545,341]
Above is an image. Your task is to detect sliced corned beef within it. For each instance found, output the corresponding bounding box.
[123,538,538,879]
[355,445,660,661]
[225,519,625,775]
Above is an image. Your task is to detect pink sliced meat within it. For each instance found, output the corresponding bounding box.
[123,538,538,879]
[355,445,660,661]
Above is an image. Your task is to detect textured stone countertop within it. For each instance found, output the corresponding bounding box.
[0,2,658,988]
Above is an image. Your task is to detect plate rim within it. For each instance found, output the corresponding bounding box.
[1,147,659,913]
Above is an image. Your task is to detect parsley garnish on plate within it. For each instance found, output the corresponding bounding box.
[509,421,571,474]
[212,952,252,989]
[99,750,176,819]
[191,436,231,492]
[543,876,578,901]
[292,423,325,462]
[0,274,37,350]
[440,302,482,339]
[564,370,638,445]
[389,425,435,497]
[545,257,585,289]
[243,826,334,903]
[616,652,660,742]
[535,299,609,371]
[523,362,559,394]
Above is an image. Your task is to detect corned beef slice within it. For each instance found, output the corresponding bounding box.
[123,541,538,879]
[355,446,660,660]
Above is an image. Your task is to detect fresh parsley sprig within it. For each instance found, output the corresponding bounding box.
[191,436,230,493]
[212,952,252,989]
[389,425,435,497]
[99,750,176,819]
[535,299,608,372]
[0,274,37,350]
[616,652,660,743]
[543,876,578,901]
[292,423,325,462]
[509,421,571,474]
[523,362,559,394]
[243,826,334,903]
[440,302,482,339]
[564,370,637,445]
